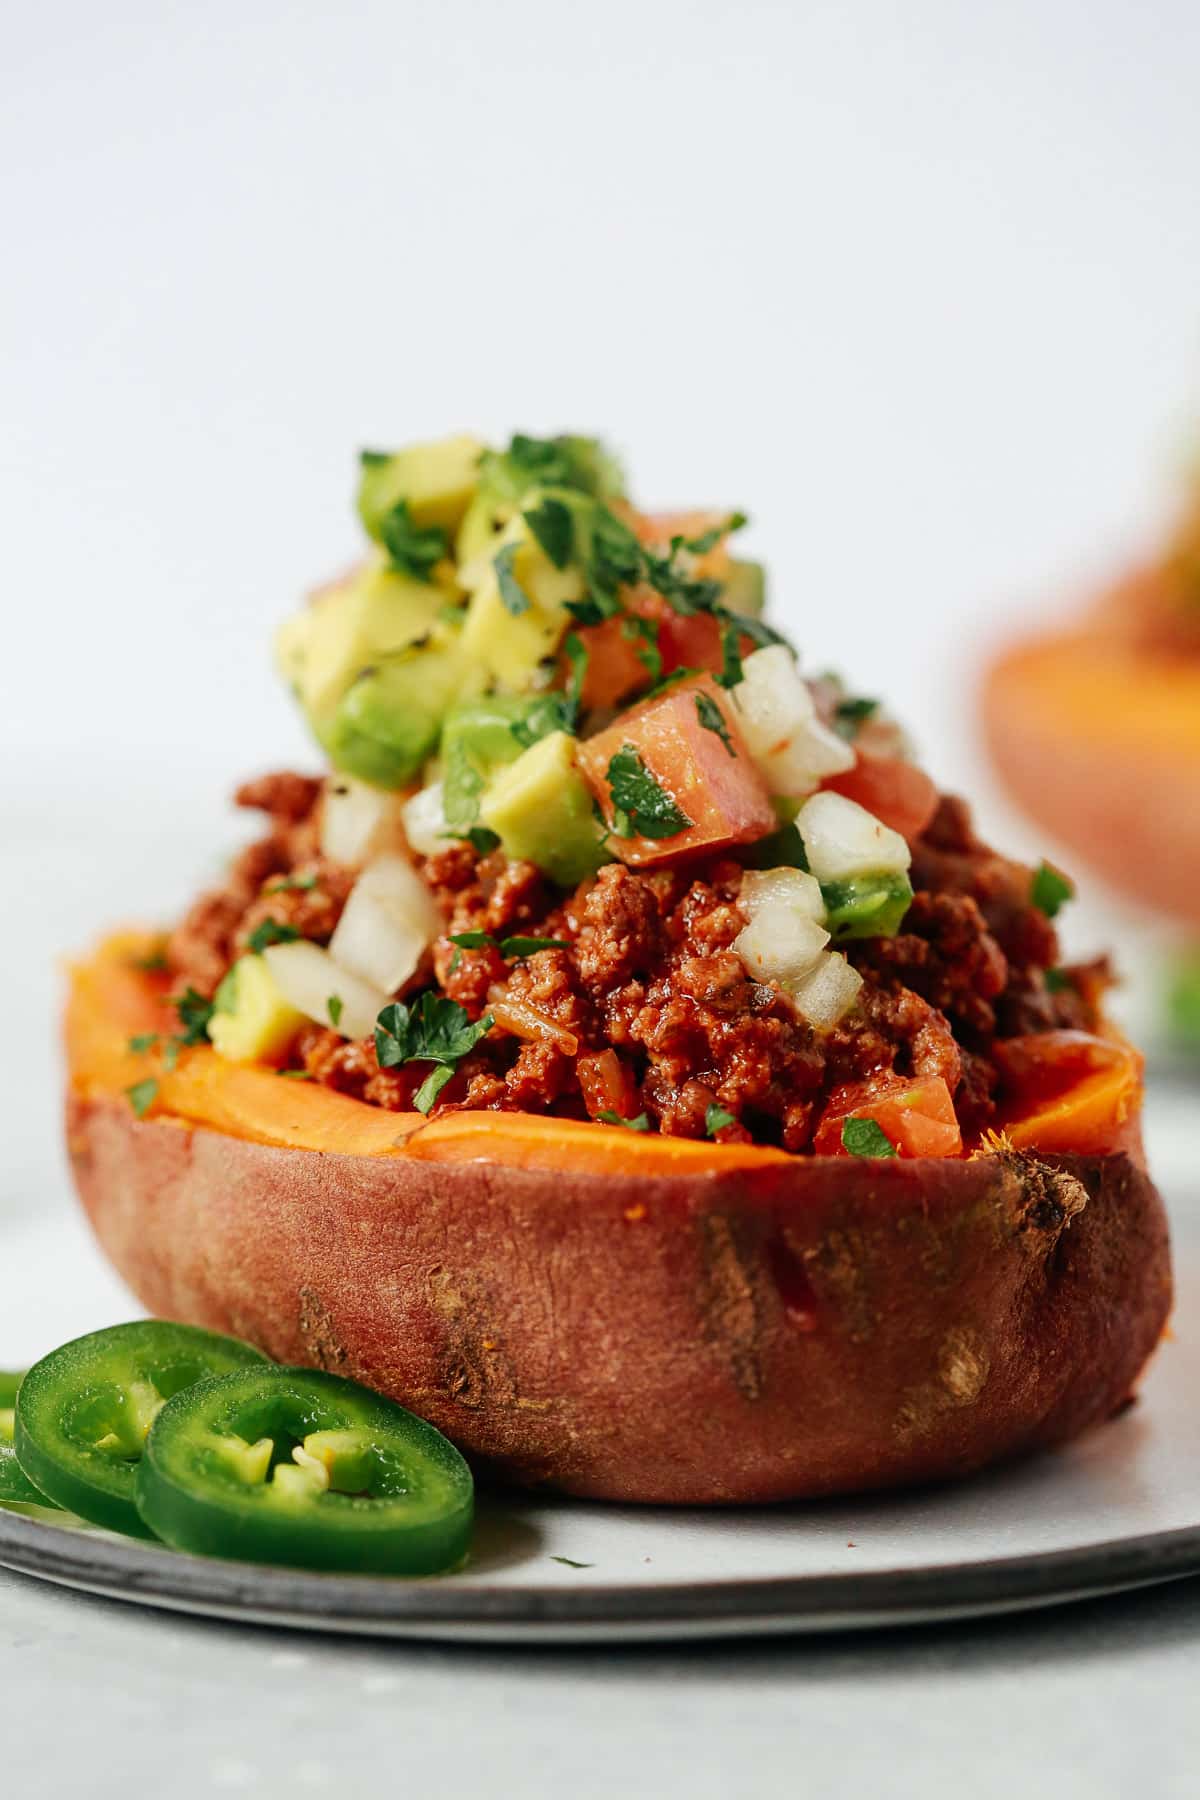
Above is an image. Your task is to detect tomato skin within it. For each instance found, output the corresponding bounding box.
[578,677,777,867]
[814,1075,963,1158]
[823,755,939,841]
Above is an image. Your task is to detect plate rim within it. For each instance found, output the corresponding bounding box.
[2,1507,1199,1638]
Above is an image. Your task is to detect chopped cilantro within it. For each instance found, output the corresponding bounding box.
[267,872,318,894]
[1030,861,1074,919]
[705,1103,736,1137]
[245,920,302,955]
[494,541,532,616]
[359,449,390,469]
[695,691,736,756]
[327,994,344,1028]
[443,826,502,856]
[129,948,168,973]
[597,1110,650,1131]
[715,617,744,690]
[509,693,573,748]
[500,935,569,958]
[645,666,700,700]
[125,1078,159,1119]
[550,1555,595,1569]
[163,1040,181,1073]
[277,1068,314,1080]
[379,500,449,582]
[841,1117,897,1158]
[523,496,575,570]
[447,948,462,975]
[669,511,748,556]
[622,613,663,684]
[605,744,692,839]
[585,505,644,612]
[374,993,494,1114]
[1044,967,1075,994]
[834,696,880,740]
[448,930,495,950]
[173,987,216,1045]
[128,1033,159,1054]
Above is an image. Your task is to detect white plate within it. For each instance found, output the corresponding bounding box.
[2,1252,1197,1645]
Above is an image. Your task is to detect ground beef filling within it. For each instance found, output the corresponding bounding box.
[167,776,1103,1151]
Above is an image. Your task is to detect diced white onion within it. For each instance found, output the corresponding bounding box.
[329,852,441,995]
[262,941,387,1041]
[400,781,449,858]
[795,790,911,882]
[730,646,855,797]
[788,951,864,1031]
[734,867,830,987]
[319,776,408,868]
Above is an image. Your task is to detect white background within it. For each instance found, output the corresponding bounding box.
[3,0,1200,1221]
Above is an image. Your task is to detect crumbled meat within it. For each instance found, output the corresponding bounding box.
[186,772,1105,1149]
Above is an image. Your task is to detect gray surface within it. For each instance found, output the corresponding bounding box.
[3,1559,1200,1797]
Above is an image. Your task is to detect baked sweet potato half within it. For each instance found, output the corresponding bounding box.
[65,937,1171,1505]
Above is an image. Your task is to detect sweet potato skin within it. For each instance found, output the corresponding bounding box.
[66,1093,1171,1504]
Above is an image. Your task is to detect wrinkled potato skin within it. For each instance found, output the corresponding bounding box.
[66,1095,1172,1504]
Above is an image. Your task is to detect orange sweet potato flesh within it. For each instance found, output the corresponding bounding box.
[64,936,1171,1503]
[984,627,1200,924]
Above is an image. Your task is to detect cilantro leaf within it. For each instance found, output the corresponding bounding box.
[586,505,644,611]
[841,1117,897,1158]
[1030,861,1074,919]
[597,1110,650,1131]
[128,1033,159,1054]
[695,691,736,756]
[172,987,216,1045]
[448,931,495,950]
[442,826,502,856]
[550,1555,595,1569]
[1044,966,1075,994]
[125,1078,159,1119]
[379,500,448,582]
[494,542,532,616]
[327,994,344,1028]
[277,1068,314,1080]
[130,948,168,973]
[605,745,692,839]
[359,449,390,469]
[715,618,744,690]
[500,936,569,958]
[163,1040,181,1072]
[523,496,575,570]
[834,696,880,741]
[669,511,748,556]
[705,1103,736,1137]
[622,613,663,684]
[374,994,494,1112]
[267,871,318,894]
[508,693,573,748]
[246,919,302,955]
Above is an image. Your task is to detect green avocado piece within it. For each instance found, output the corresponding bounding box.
[821,872,913,941]
[441,694,570,831]
[460,509,586,690]
[722,558,766,617]
[478,731,607,888]
[323,644,474,790]
[455,436,623,567]
[357,435,484,542]
[275,560,447,735]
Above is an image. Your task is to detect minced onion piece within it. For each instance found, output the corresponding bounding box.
[319,775,407,868]
[795,790,911,883]
[400,780,449,858]
[261,941,386,1041]
[787,951,864,1032]
[729,646,855,797]
[734,867,830,987]
[328,852,441,995]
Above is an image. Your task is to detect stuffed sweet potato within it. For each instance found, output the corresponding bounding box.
[65,432,1172,1504]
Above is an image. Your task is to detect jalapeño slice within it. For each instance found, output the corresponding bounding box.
[14,1323,269,1536]
[1,1371,61,1509]
[135,1366,474,1574]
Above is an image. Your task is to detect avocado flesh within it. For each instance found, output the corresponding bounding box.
[723,558,766,618]
[357,434,485,541]
[441,694,568,831]
[455,438,623,568]
[460,513,586,691]
[478,730,607,888]
[275,561,447,731]
[208,957,305,1063]
[324,643,476,790]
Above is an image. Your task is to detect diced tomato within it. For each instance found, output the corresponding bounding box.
[992,1031,1126,1108]
[813,1075,963,1158]
[822,754,939,841]
[577,1049,641,1122]
[577,677,777,867]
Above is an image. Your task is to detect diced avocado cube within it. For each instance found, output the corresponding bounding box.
[479,730,607,888]
[820,872,913,941]
[461,513,585,691]
[208,956,306,1063]
[275,560,447,732]
[441,694,568,831]
[722,558,766,618]
[455,438,623,567]
[357,435,484,541]
[323,643,475,791]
